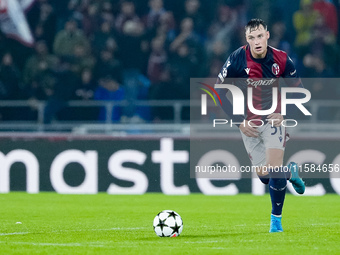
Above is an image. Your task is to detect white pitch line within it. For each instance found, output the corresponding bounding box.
[0,232,30,236]
[301,223,340,226]
[0,227,148,237]
[184,240,220,244]
[50,227,147,233]
[0,241,105,247]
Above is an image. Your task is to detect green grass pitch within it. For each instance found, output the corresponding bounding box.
[0,193,339,254]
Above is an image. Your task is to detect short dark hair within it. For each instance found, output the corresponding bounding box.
[245,19,267,33]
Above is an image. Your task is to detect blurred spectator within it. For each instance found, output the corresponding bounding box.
[248,0,270,24]
[0,53,22,120]
[26,68,56,101]
[106,36,119,56]
[169,42,197,120]
[206,6,238,58]
[293,0,319,56]
[269,21,292,50]
[29,0,57,51]
[302,53,334,77]
[23,41,58,88]
[183,0,206,36]
[43,58,78,123]
[94,48,123,84]
[94,75,125,122]
[144,0,167,30]
[118,20,146,70]
[53,18,90,58]
[133,73,151,123]
[0,0,338,124]
[155,11,176,42]
[205,41,228,77]
[69,44,95,75]
[51,0,72,31]
[170,17,204,78]
[99,1,115,26]
[0,53,21,100]
[307,14,338,73]
[65,0,84,22]
[147,37,167,83]
[91,21,118,56]
[118,19,150,119]
[71,68,98,120]
[169,17,200,53]
[115,1,141,33]
[0,32,9,57]
[312,0,338,37]
[80,3,100,37]
[169,43,199,101]
[74,68,97,100]
[148,68,174,121]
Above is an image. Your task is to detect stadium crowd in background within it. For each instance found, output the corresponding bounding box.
[0,0,339,123]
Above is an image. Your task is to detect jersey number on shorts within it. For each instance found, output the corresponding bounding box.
[271,126,283,142]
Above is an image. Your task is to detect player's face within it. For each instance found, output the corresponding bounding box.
[245,25,269,59]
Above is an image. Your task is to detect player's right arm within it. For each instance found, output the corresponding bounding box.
[215,52,259,137]
[215,54,244,123]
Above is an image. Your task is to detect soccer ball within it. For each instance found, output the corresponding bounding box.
[153,210,183,237]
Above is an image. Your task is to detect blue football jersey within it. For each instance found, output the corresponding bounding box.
[216,45,303,123]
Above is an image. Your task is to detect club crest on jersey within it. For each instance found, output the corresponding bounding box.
[272,63,280,75]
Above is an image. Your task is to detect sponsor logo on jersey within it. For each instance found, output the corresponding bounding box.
[244,68,250,75]
[290,70,296,76]
[246,78,276,88]
[272,63,280,75]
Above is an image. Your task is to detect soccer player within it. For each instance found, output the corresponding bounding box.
[216,19,305,232]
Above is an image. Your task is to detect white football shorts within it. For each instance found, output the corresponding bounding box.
[240,123,288,167]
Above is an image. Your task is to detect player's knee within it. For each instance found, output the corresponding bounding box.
[268,166,285,178]
[266,161,283,169]
[258,174,270,184]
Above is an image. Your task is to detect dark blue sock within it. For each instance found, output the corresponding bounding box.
[259,174,270,184]
[268,167,287,216]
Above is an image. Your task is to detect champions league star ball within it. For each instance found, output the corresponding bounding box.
[153,210,183,237]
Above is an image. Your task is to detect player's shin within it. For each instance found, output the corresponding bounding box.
[255,166,270,184]
[268,167,287,216]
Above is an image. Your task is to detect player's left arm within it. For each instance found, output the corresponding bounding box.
[281,55,306,120]
[282,56,303,88]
